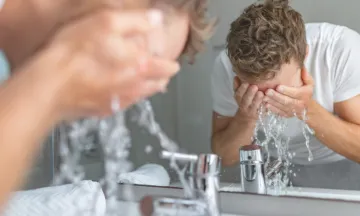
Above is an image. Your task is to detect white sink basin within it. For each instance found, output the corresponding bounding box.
[171,182,360,202]
[117,201,245,216]
[219,183,360,202]
[118,184,360,216]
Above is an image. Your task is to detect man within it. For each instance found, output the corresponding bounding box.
[211,0,360,190]
[0,0,216,208]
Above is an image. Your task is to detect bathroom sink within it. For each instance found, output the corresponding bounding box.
[219,183,360,202]
[118,184,360,216]
[117,201,245,216]
[171,182,360,202]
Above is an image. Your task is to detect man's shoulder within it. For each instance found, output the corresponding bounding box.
[305,22,352,43]
[216,50,229,62]
[214,50,233,74]
[305,22,343,31]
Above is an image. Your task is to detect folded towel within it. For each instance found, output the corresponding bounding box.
[117,164,170,187]
[2,180,106,216]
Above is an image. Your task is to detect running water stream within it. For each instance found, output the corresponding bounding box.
[255,105,314,195]
[54,98,198,215]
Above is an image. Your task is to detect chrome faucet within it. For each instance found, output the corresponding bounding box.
[240,144,267,194]
[139,151,221,216]
[239,143,284,195]
[140,195,209,216]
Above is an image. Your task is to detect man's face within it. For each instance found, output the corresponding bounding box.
[128,1,190,61]
[236,59,303,93]
[161,10,190,60]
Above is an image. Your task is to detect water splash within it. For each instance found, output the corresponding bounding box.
[133,100,178,152]
[54,97,133,216]
[54,118,103,215]
[255,106,316,194]
[99,100,133,215]
[301,109,314,162]
[54,118,99,185]
[169,157,194,198]
[54,98,192,216]
[256,105,290,194]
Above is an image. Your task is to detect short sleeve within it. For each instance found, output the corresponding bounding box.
[332,27,360,102]
[211,51,238,116]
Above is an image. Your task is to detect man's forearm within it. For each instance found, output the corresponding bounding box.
[306,100,360,162]
[212,114,255,166]
[0,64,59,209]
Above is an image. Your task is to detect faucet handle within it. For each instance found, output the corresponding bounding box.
[239,144,264,164]
[193,154,221,177]
[160,151,198,163]
[161,151,222,176]
[266,159,284,179]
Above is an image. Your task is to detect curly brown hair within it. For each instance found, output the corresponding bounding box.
[226,0,307,81]
[126,0,217,63]
[162,0,217,63]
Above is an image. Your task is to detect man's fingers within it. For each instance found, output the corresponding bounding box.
[276,85,300,98]
[264,96,288,113]
[140,57,180,80]
[242,85,258,108]
[117,10,163,34]
[277,84,313,102]
[115,78,168,109]
[266,89,295,106]
[98,9,163,35]
[266,103,288,117]
[250,91,264,113]
[234,83,249,101]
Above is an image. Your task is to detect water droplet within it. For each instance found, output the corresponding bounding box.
[145,145,153,154]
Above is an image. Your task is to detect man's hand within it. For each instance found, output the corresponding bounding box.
[233,77,264,122]
[0,0,124,70]
[264,68,314,118]
[24,9,179,120]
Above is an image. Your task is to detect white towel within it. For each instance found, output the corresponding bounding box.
[2,180,106,216]
[117,164,170,187]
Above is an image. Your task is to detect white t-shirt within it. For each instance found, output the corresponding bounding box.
[211,23,360,165]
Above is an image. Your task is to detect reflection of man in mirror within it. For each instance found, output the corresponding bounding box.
[211,0,360,190]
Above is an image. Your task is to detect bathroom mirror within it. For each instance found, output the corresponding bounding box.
[138,0,360,199]
[41,0,360,203]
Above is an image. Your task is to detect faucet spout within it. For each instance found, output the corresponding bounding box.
[140,196,208,216]
[152,151,222,216]
[239,144,285,195]
[239,144,266,194]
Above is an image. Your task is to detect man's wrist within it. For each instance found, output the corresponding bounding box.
[232,110,257,129]
[304,99,321,127]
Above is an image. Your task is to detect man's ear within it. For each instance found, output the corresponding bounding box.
[233,76,241,91]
